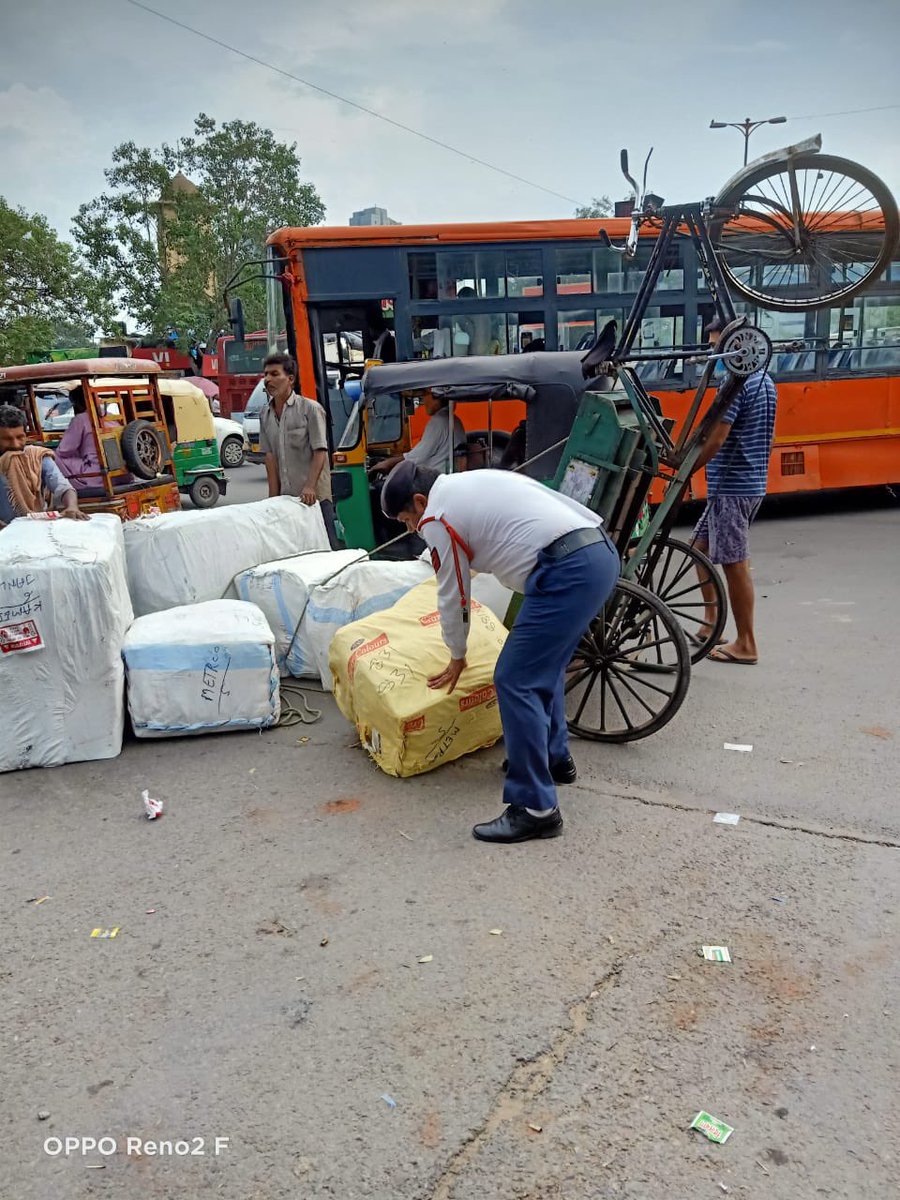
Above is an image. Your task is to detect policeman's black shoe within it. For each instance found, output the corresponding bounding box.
[472,806,564,843]
[500,755,577,785]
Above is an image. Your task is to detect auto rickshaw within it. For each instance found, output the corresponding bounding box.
[0,358,181,519]
[157,378,228,508]
[331,352,588,552]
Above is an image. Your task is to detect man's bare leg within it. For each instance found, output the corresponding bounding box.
[714,558,758,662]
[692,538,721,640]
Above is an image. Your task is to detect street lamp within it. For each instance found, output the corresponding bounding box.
[709,116,788,166]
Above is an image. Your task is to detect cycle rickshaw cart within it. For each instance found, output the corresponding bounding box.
[356,134,898,744]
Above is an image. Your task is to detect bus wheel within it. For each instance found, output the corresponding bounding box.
[189,477,221,508]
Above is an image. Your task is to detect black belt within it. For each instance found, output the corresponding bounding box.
[542,526,605,560]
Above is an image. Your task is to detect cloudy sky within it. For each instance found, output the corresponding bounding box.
[1,0,898,241]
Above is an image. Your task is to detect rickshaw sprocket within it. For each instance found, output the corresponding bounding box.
[719,325,772,377]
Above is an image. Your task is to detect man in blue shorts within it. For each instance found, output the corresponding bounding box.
[692,318,777,665]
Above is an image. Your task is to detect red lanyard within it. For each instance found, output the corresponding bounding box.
[418,515,472,626]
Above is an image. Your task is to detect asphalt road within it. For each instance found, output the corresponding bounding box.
[2,486,899,1200]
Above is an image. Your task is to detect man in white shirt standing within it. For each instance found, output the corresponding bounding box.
[381,461,619,843]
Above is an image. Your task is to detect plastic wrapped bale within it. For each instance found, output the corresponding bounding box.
[305,558,433,690]
[122,600,280,738]
[470,573,515,626]
[123,497,330,617]
[329,578,507,777]
[0,514,132,772]
[234,549,370,677]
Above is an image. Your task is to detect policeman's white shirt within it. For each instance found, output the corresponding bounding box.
[418,470,603,659]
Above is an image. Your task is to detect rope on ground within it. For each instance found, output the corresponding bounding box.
[277,682,324,727]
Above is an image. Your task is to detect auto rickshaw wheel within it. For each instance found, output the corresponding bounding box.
[189,476,221,508]
[121,419,163,480]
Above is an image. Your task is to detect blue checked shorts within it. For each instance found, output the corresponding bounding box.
[691,496,763,564]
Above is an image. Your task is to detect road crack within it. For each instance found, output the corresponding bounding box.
[586,787,900,849]
[427,961,623,1200]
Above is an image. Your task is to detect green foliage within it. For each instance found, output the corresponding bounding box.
[73,113,326,346]
[574,195,613,219]
[0,197,102,366]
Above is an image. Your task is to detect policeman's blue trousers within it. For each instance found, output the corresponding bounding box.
[494,536,620,811]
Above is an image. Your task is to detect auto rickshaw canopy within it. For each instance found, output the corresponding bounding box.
[360,352,609,479]
[157,378,216,443]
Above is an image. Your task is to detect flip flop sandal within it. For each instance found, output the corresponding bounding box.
[708,648,758,666]
[686,631,728,648]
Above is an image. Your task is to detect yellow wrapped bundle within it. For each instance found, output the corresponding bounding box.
[329,578,507,777]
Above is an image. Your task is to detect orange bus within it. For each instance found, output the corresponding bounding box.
[263,218,900,496]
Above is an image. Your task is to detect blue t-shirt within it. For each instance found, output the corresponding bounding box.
[0,455,71,525]
[706,371,777,497]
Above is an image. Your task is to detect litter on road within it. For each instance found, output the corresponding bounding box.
[142,789,164,820]
[417,955,433,963]
[690,1111,734,1144]
[380,1094,397,1109]
[28,896,51,905]
[723,743,753,752]
[702,946,732,962]
[489,928,503,935]
[90,927,120,939]
[713,812,740,825]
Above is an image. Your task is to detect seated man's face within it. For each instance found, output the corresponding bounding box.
[0,424,27,453]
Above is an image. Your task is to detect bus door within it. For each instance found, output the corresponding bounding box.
[307,301,396,448]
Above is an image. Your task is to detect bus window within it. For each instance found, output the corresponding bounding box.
[559,310,596,351]
[437,251,505,300]
[556,248,593,295]
[505,249,543,298]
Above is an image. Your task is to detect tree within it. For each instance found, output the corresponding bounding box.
[73,114,326,345]
[574,195,612,219]
[0,198,101,366]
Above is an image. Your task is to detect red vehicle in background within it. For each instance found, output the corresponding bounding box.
[203,332,267,417]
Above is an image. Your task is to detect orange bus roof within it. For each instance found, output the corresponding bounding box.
[0,359,161,384]
[269,218,637,253]
[269,211,883,254]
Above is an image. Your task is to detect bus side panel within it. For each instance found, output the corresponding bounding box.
[653,375,900,500]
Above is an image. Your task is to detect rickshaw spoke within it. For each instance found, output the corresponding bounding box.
[609,635,677,660]
[606,664,660,717]
[604,671,635,731]
[608,662,677,699]
[573,667,602,725]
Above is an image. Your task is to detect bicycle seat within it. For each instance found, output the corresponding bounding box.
[581,319,618,378]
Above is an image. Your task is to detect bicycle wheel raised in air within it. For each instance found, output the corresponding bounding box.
[636,537,727,664]
[565,579,691,744]
[713,153,899,312]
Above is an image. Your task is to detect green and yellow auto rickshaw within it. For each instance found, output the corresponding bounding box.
[157,379,228,508]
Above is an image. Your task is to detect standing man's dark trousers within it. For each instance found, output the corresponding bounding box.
[494,530,620,812]
[319,499,343,549]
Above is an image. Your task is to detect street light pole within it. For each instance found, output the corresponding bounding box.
[709,116,788,166]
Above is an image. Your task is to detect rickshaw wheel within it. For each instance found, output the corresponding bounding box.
[636,537,727,664]
[565,579,691,743]
[121,419,163,480]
